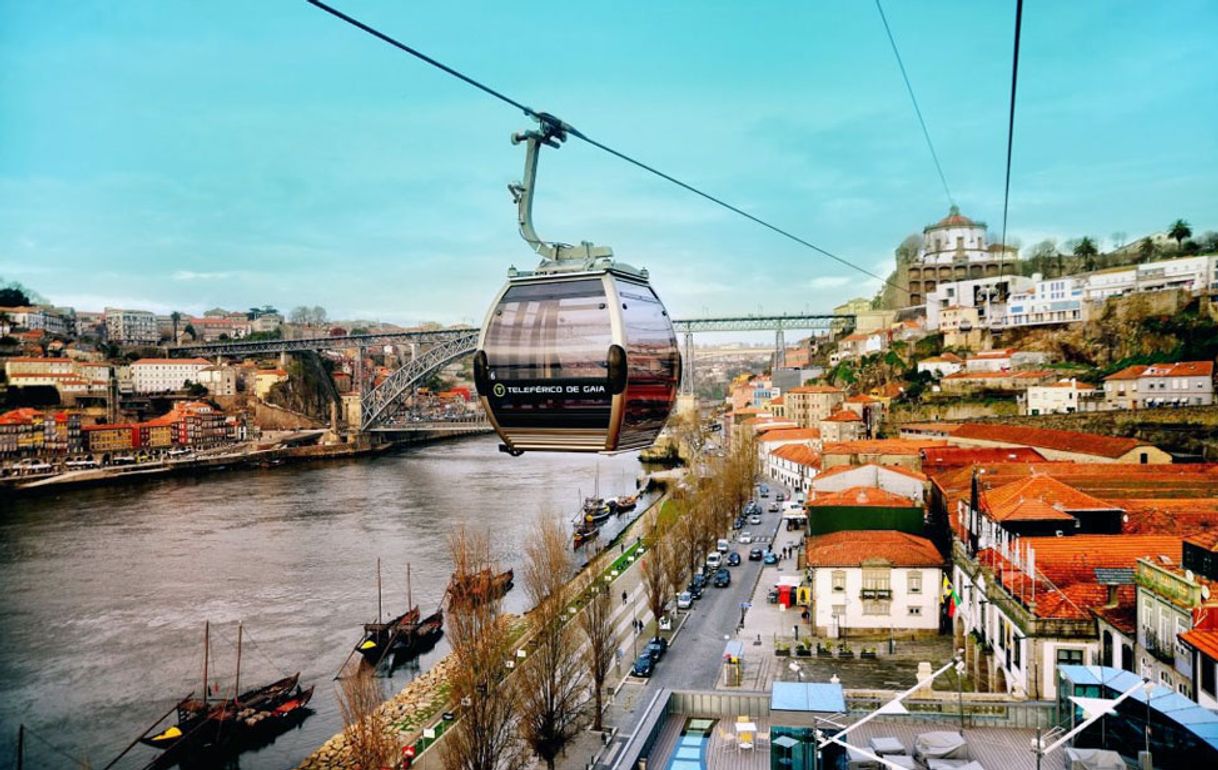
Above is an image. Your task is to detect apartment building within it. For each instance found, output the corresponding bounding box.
[130,358,212,394]
[1103,361,1214,409]
[105,308,159,345]
[784,385,845,429]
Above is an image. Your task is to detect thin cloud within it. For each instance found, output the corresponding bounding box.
[172,270,235,281]
[808,276,852,289]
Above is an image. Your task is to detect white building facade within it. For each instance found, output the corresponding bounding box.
[1005,277,1084,328]
[131,358,212,394]
[105,308,160,345]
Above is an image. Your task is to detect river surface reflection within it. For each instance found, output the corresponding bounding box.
[0,436,649,769]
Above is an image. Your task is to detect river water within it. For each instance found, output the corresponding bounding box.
[0,436,650,770]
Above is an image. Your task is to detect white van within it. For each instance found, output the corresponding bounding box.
[717,538,730,553]
[706,552,722,569]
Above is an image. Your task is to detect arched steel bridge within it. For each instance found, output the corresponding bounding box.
[173,313,853,431]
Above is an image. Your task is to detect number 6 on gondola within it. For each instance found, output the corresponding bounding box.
[474,115,680,454]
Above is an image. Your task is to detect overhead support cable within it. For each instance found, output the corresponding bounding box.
[305,0,906,293]
[999,0,1025,262]
[874,0,955,209]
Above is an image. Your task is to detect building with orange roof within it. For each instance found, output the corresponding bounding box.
[903,421,1171,464]
[819,408,865,443]
[0,408,84,460]
[939,369,1057,394]
[1102,360,1214,410]
[806,486,924,537]
[784,385,845,429]
[1022,379,1098,416]
[810,463,926,504]
[254,368,290,399]
[917,352,965,378]
[804,530,944,637]
[820,438,948,473]
[919,445,1047,475]
[767,394,786,419]
[1180,627,1218,709]
[768,443,821,493]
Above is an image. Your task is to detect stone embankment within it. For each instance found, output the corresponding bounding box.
[296,656,456,770]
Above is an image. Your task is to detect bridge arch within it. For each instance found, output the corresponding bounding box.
[360,331,479,430]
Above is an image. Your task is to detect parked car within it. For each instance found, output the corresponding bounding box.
[645,637,668,661]
[687,581,704,600]
[767,587,779,603]
[717,538,730,553]
[763,551,779,565]
[677,591,693,610]
[647,636,669,657]
[739,532,753,544]
[776,492,785,502]
[732,518,744,530]
[749,547,764,561]
[713,568,731,587]
[632,653,654,677]
[768,503,780,513]
[749,514,762,525]
[691,573,707,590]
[706,552,722,569]
[760,489,770,498]
[726,551,742,567]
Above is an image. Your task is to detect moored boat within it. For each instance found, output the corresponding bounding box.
[447,567,514,604]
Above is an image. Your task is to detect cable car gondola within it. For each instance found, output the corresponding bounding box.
[474,116,680,454]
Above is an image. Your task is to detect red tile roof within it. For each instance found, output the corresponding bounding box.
[1186,530,1218,553]
[807,486,919,508]
[805,530,942,568]
[942,369,1053,381]
[1180,629,1218,661]
[901,422,966,435]
[982,476,1115,522]
[1105,361,1214,381]
[920,446,1047,470]
[758,427,821,443]
[824,409,862,423]
[845,394,879,403]
[822,438,948,456]
[1122,500,1218,537]
[770,395,785,405]
[951,423,1149,458]
[1092,588,1138,635]
[772,443,821,469]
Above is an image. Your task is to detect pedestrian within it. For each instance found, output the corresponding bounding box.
[622,590,628,605]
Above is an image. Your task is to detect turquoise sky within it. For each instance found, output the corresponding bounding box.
[2,1,1215,324]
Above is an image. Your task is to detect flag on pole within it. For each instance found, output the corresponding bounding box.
[942,575,961,618]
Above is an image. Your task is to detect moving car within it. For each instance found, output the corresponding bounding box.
[712,568,731,587]
[749,548,764,561]
[739,532,753,544]
[776,492,786,502]
[726,551,742,567]
[732,518,744,530]
[763,551,779,565]
[677,591,693,610]
[749,514,761,525]
[717,539,730,553]
[632,653,654,678]
[768,503,780,513]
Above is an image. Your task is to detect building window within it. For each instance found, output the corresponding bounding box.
[1057,648,1085,667]
[908,606,922,616]
[863,599,891,616]
[908,572,922,594]
[831,570,846,592]
[1203,660,1216,697]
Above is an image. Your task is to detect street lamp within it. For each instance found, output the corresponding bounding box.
[1143,679,1155,761]
[788,661,804,682]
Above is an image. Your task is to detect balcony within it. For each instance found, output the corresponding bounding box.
[860,588,892,600]
[1143,628,1175,665]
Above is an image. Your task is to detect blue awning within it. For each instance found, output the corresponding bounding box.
[770,682,846,714]
[1059,665,1218,752]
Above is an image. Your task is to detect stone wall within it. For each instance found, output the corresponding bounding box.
[965,405,1218,458]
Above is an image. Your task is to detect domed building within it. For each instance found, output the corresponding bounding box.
[904,206,1019,305]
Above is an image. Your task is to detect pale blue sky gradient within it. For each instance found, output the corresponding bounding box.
[2,1,1215,324]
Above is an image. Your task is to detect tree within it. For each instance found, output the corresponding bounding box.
[336,666,397,769]
[289,306,311,325]
[1137,238,1157,261]
[443,527,527,770]
[1201,232,1218,254]
[0,281,35,307]
[183,323,197,340]
[312,305,329,326]
[639,544,671,630]
[1110,231,1127,251]
[1028,239,1058,260]
[1073,237,1099,271]
[1168,219,1192,249]
[170,311,182,343]
[516,515,586,770]
[578,583,614,732]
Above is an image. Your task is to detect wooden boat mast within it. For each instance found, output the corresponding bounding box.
[407,563,413,613]
[377,557,383,623]
[203,620,210,707]
[234,623,243,704]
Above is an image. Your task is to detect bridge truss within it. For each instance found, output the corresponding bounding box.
[172,313,853,429]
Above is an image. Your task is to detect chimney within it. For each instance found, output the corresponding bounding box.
[1104,584,1120,609]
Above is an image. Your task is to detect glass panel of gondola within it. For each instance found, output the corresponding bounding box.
[481,278,614,430]
[615,278,680,449]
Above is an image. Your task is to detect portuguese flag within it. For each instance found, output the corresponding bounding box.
[942,575,960,618]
